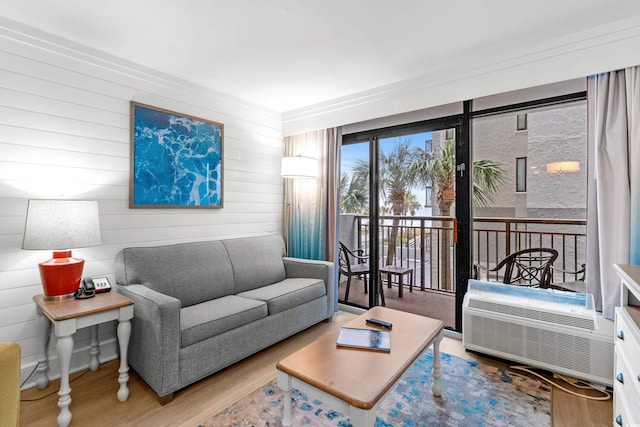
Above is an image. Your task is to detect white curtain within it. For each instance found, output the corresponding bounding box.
[586,66,640,320]
[282,128,341,262]
[628,68,640,265]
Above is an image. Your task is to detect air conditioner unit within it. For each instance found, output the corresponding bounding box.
[463,280,614,386]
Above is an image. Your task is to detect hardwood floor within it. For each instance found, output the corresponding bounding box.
[20,310,611,426]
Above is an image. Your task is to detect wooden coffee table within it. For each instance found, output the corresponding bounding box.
[276,306,444,426]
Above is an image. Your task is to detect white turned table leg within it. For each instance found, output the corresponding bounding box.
[431,330,443,396]
[35,308,50,389]
[56,335,74,427]
[89,325,100,371]
[276,371,293,427]
[116,318,131,401]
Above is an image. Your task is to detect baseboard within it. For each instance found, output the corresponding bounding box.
[444,329,462,340]
[338,303,366,315]
[20,337,119,391]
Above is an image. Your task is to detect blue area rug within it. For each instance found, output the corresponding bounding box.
[201,350,551,426]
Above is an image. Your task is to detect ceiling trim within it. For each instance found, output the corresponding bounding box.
[282,14,640,136]
[0,16,281,119]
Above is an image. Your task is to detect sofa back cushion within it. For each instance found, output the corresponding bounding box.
[222,234,287,293]
[115,240,234,307]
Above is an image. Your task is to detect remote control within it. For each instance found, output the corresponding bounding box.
[366,317,393,329]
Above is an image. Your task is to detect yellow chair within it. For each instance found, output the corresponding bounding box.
[0,342,20,427]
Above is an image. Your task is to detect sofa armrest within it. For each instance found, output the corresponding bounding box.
[115,284,181,397]
[283,257,336,316]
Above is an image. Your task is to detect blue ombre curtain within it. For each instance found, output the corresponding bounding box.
[586,66,640,320]
[283,128,341,263]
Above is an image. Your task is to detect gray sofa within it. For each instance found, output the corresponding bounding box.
[114,234,335,402]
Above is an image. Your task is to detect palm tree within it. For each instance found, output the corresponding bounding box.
[411,140,507,289]
[341,137,506,288]
[339,172,368,214]
[411,140,507,213]
[401,192,422,216]
[352,137,421,264]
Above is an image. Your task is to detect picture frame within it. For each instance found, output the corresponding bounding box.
[129,101,224,208]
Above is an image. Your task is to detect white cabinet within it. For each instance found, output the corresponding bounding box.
[613,264,640,426]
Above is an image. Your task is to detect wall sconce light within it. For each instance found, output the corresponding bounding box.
[281,155,318,179]
[546,161,580,174]
[22,200,101,300]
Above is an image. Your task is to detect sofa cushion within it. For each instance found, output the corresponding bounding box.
[115,240,235,307]
[236,278,326,315]
[223,234,287,293]
[180,295,268,347]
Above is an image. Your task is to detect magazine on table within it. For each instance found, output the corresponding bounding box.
[336,327,391,352]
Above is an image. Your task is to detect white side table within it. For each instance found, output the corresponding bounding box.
[33,292,134,427]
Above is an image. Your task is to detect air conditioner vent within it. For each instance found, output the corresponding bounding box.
[467,299,595,330]
[463,313,613,382]
[463,280,614,386]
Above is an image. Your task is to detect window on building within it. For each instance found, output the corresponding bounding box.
[516,114,527,131]
[516,157,527,192]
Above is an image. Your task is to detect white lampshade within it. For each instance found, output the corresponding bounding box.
[23,199,102,299]
[281,155,318,179]
[22,200,102,250]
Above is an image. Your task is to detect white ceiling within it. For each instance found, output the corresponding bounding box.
[2,0,640,112]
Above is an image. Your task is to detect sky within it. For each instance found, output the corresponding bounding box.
[341,131,434,216]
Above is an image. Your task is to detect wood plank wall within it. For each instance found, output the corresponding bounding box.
[0,20,284,388]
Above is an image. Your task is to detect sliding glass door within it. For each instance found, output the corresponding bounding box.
[339,120,465,330]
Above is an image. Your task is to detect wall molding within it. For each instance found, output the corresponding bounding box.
[0,16,281,120]
[283,15,640,136]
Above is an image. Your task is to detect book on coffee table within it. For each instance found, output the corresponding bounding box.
[336,327,391,352]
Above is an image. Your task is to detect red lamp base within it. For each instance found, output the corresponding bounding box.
[39,250,85,300]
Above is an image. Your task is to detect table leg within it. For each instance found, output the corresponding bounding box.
[409,270,414,293]
[349,405,376,426]
[116,318,131,402]
[89,325,100,371]
[56,334,74,427]
[35,308,50,389]
[398,274,404,298]
[386,272,392,289]
[431,330,444,397]
[276,371,293,427]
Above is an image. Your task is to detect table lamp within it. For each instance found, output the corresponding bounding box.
[22,200,102,300]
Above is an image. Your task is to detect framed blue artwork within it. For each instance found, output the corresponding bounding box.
[130,102,224,208]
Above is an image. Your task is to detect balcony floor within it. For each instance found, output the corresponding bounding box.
[338,278,456,329]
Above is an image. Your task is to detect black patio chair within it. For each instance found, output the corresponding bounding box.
[338,241,370,301]
[551,263,586,292]
[473,248,559,288]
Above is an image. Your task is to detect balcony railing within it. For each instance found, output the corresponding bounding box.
[341,214,586,294]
